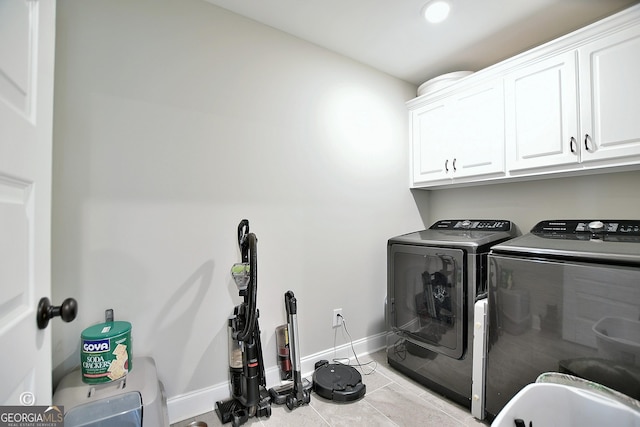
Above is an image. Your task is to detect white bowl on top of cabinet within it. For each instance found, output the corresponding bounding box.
[408,3,640,189]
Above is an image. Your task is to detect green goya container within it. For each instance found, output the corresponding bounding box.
[80,321,132,384]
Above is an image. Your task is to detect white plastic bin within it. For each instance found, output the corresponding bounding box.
[492,374,640,427]
[53,357,168,426]
[63,392,142,427]
[593,316,640,365]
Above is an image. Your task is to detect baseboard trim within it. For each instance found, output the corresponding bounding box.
[166,332,387,424]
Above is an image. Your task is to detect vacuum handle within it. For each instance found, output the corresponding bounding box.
[285,290,297,316]
[237,219,250,263]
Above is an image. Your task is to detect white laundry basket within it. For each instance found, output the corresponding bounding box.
[593,316,640,365]
[492,373,640,427]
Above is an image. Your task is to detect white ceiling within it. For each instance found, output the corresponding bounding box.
[204,0,639,86]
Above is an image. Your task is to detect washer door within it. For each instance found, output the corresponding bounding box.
[389,244,465,359]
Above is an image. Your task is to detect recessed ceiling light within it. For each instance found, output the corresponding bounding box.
[423,0,451,24]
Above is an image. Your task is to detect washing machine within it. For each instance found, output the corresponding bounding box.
[53,357,169,426]
[472,219,640,421]
[386,219,518,409]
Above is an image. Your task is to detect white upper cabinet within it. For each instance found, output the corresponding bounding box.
[410,80,505,187]
[506,22,640,174]
[579,25,640,163]
[411,99,450,185]
[454,82,505,178]
[409,4,640,188]
[505,51,579,172]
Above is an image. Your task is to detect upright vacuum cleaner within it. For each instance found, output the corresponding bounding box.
[216,219,271,427]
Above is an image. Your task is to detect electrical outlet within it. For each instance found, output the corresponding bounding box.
[332,308,343,328]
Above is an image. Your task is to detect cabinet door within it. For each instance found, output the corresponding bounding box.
[579,25,640,162]
[453,82,505,178]
[505,52,579,172]
[411,100,451,185]
[410,80,505,186]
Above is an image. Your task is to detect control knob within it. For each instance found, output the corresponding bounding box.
[588,221,605,232]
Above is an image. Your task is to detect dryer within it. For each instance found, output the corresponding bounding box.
[386,219,517,409]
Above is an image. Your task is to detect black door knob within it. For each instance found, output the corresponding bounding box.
[37,297,78,329]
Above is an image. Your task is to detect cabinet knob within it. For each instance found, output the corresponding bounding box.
[570,137,576,154]
[444,159,449,173]
[452,158,457,172]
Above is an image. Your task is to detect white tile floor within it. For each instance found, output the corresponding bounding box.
[171,350,489,427]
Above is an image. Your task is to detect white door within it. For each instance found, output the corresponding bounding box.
[505,51,579,172]
[579,24,640,162]
[0,0,56,405]
[452,81,505,178]
[411,100,451,186]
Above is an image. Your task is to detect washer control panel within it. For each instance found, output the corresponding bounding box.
[531,220,640,241]
[430,219,511,231]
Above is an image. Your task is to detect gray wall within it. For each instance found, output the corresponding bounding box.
[425,170,640,234]
[51,0,640,418]
[51,0,422,404]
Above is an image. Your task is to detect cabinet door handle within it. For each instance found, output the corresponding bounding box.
[453,158,457,172]
[445,159,449,173]
[584,134,592,152]
[570,137,576,153]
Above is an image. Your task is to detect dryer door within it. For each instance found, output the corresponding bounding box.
[389,244,465,359]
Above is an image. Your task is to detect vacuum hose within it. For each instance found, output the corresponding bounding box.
[235,220,258,343]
